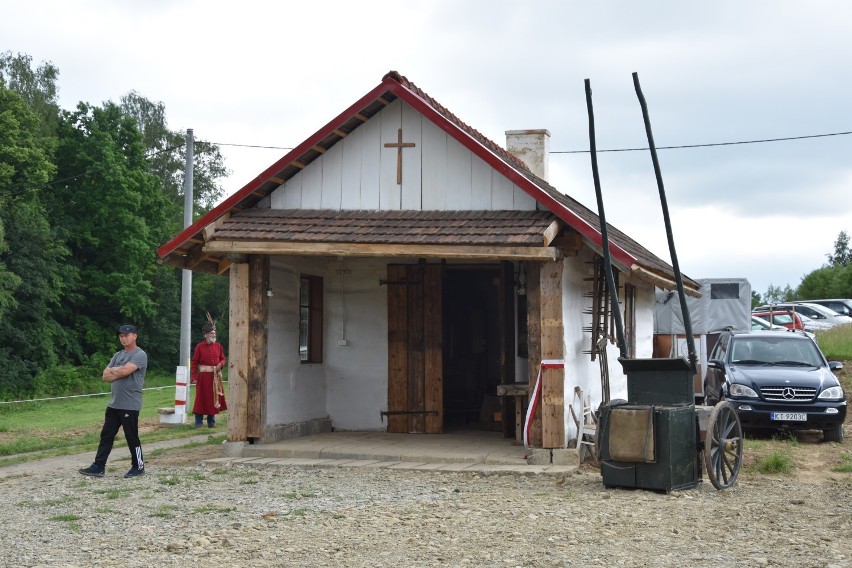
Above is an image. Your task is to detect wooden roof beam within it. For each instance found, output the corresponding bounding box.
[204,241,560,261]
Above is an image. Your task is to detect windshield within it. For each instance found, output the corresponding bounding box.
[730,336,823,366]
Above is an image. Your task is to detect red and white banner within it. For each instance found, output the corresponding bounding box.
[523,359,564,449]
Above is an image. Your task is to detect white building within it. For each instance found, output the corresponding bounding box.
[158,71,700,453]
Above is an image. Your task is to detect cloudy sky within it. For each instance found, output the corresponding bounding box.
[3,0,851,295]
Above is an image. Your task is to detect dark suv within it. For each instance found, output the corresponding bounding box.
[704,330,846,442]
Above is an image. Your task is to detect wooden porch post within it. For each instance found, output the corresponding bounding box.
[227,261,249,442]
[247,255,269,439]
[526,265,542,447]
[540,261,565,448]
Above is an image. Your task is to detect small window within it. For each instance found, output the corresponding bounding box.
[299,275,323,363]
[710,283,740,300]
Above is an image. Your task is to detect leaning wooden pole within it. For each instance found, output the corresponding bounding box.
[632,71,697,374]
[584,78,627,367]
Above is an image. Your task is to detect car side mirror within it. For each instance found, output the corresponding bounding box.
[829,361,844,371]
[707,359,723,369]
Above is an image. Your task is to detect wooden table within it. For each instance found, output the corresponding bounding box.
[496,383,529,442]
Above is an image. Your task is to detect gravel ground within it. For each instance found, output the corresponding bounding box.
[1,460,850,568]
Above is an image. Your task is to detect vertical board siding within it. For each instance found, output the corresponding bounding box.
[514,184,536,210]
[379,99,402,210]
[282,172,302,209]
[340,126,363,209]
[269,101,536,212]
[360,118,381,209]
[471,154,492,209]
[421,120,447,210]
[445,135,472,209]
[320,141,344,209]
[300,160,323,209]
[400,103,423,210]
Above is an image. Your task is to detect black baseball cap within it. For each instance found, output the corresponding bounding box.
[117,324,137,334]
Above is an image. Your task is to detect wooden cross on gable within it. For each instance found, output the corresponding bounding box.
[384,128,415,185]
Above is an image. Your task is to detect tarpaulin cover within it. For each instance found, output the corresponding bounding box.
[654,278,751,335]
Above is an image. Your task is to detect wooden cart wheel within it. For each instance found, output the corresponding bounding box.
[703,401,743,490]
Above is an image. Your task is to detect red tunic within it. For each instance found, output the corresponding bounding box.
[190,340,227,416]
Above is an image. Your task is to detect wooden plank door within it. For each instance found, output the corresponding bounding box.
[387,263,443,433]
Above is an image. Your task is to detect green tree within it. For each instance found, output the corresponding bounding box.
[797,231,852,300]
[0,85,65,395]
[118,91,231,367]
[119,91,229,213]
[0,51,60,136]
[826,230,851,268]
[762,283,796,304]
[46,101,176,362]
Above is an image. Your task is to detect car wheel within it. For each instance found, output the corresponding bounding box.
[823,423,845,443]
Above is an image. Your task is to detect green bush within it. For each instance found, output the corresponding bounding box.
[31,364,103,397]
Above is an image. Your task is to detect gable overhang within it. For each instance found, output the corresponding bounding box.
[157,72,697,296]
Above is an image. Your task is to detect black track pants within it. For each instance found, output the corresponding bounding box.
[94,407,144,470]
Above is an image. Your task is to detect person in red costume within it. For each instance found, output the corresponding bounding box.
[190,322,227,428]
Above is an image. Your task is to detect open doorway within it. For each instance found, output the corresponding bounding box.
[442,266,513,430]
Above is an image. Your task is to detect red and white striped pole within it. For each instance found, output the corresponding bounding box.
[159,365,189,425]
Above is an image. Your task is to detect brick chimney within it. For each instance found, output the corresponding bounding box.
[505,129,550,182]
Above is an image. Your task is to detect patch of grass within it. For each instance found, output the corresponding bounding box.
[95,507,113,513]
[0,383,228,464]
[752,451,794,475]
[287,508,307,517]
[158,475,181,486]
[831,453,852,473]
[817,326,852,361]
[49,514,82,522]
[91,486,137,498]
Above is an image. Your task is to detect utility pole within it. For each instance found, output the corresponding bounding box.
[179,129,194,367]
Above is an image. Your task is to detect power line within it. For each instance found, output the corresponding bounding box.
[4,129,851,200]
[551,130,852,154]
[203,129,852,155]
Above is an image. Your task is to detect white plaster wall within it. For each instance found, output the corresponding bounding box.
[560,250,656,444]
[267,257,330,425]
[266,256,389,431]
[323,257,389,430]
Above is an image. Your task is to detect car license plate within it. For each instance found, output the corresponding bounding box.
[771,412,807,421]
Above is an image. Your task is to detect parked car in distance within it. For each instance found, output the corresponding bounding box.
[752,310,806,331]
[751,315,818,341]
[704,329,846,442]
[798,299,852,317]
[753,302,852,328]
[751,315,785,331]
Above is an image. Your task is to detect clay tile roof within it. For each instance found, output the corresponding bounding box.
[214,209,557,246]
